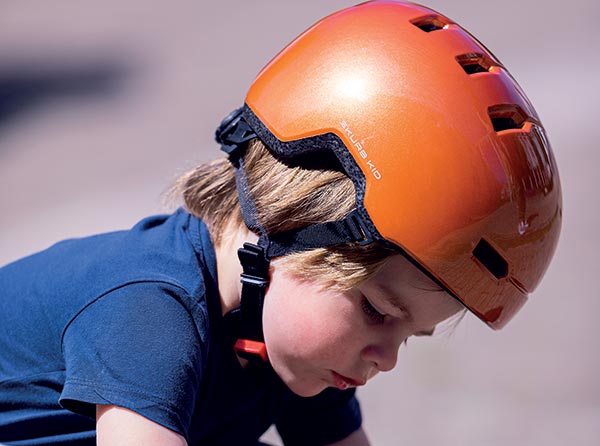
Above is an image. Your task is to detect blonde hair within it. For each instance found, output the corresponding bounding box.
[171,139,395,290]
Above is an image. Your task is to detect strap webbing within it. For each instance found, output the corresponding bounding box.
[261,210,369,259]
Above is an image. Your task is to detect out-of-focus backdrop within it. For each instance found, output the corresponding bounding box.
[0,1,597,445]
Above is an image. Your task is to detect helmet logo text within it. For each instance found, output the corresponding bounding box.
[340,120,381,180]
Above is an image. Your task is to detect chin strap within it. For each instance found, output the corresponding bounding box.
[216,107,371,363]
[232,242,270,361]
[217,108,271,362]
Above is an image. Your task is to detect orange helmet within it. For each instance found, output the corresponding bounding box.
[226,0,562,329]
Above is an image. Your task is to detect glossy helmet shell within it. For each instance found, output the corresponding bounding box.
[244,0,562,329]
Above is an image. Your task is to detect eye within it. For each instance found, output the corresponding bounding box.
[360,295,385,324]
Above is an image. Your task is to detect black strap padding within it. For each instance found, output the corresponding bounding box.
[216,107,267,236]
[241,104,385,249]
[234,158,266,236]
[216,107,375,258]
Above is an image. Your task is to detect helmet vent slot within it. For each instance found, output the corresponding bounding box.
[411,15,450,32]
[488,104,528,132]
[473,239,508,279]
[456,53,495,74]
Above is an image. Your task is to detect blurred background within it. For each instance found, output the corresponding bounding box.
[0,0,598,444]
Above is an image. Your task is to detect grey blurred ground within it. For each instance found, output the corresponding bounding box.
[0,1,598,445]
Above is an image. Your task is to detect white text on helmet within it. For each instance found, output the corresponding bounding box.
[340,120,382,180]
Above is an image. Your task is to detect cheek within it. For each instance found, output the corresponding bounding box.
[262,275,356,358]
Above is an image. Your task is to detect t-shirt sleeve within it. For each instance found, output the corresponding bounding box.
[59,281,206,439]
[275,387,363,446]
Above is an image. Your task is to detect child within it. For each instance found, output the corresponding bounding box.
[0,1,562,445]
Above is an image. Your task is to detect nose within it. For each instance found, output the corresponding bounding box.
[360,339,401,372]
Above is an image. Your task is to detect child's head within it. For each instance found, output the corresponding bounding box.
[174,1,561,390]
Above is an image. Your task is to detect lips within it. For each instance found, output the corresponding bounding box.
[331,371,366,390]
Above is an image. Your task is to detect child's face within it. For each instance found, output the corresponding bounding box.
[262,254,464,397]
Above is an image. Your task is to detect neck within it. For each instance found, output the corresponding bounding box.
[215,222,259,316]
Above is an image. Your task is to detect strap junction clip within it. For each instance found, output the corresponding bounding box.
[215,107,257,160]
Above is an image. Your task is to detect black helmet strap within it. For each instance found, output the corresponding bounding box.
[216,107,370,363]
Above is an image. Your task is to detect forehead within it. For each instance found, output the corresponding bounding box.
[371,254,441,292]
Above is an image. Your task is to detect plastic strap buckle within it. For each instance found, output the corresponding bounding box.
[234,243,270,362]
[234,339,269,362]
[238,242,270,285]
[346,210,372,246]
[215,107,257,161]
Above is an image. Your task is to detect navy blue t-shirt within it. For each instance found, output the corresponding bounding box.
[0,210,361,445]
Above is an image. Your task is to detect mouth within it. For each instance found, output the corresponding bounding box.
[331,371,366,390]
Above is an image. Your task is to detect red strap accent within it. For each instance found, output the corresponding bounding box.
[234,339,268,362]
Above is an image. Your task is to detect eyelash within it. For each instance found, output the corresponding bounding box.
[360,296,385,324]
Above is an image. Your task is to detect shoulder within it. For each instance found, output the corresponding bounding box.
[60,280,211,438]
[62,280,210,359]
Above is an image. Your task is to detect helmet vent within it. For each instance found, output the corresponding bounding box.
[456,53,495,74]
[473,239,508,279]
[411,15,450,32]
[488,104,528,132]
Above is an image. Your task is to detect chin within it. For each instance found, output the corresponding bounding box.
[270,359,328,397]
[285,378,328,398]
